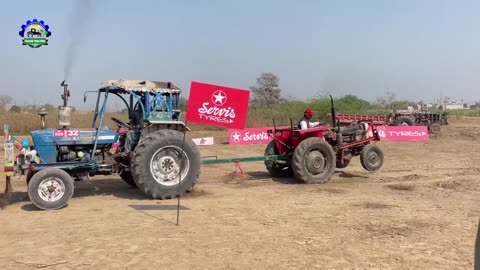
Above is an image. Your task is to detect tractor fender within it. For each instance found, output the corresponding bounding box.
[144,120,191,132]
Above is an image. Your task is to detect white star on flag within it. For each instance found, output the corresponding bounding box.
[232,132,241,142]
[213,91,226,105]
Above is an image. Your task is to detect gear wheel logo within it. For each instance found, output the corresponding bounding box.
[18,19,52,48]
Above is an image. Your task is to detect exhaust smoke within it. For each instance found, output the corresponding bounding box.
[64,0,94,80]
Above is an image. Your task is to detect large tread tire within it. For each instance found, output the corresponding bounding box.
[27,168,74,210]
[360,144,384,172]
[396,117,414,126]
[291,137,336,184]
[264,140,293,177]
[131,129,201,199]
[120,171,137,188]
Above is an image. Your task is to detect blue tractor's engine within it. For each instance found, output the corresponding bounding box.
[30,128,119,163]
[26,80,119,165]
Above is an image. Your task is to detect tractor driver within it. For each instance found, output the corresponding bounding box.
[124,98,144,152]
[298,108,321,129]
[116,97,144,162]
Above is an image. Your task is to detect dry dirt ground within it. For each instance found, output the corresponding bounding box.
[0,117,479,269]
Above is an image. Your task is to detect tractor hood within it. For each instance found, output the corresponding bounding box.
[31,128,119,163]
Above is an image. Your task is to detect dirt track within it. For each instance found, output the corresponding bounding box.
[0,117,479,269]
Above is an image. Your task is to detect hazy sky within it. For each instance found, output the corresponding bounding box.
[1,0,479,111]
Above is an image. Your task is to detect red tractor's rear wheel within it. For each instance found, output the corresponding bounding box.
[264,140,293,177]
[291,138,336,184]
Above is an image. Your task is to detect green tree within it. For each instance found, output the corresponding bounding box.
[337,94,370,106]
[249,72,284,107]
[374,90,396,110]
[0,95,13,111]
[9,105,21,113]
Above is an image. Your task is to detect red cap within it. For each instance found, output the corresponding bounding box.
[304,108,314,116]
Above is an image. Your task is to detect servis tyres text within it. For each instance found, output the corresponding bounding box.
[198,102,236,123]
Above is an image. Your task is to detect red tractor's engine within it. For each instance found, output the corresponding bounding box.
[336,123,371,144]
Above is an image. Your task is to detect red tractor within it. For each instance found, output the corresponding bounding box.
[264,95,384,183]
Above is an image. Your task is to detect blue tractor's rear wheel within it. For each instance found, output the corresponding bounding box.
[120,170,137,188]
[130,129,201,199]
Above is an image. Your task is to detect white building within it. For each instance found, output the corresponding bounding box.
[445,104,465,110]
[464,102,476,109]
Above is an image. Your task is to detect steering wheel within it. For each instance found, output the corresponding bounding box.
[111,117,131,129]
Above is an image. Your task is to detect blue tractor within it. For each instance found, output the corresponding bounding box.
[12,79,201,210]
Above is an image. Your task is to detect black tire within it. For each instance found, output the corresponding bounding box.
[336,158,350,169]
[120,170,137,188]
[291,137,336,184]
[27,168,74,210]
[396,117,414,126]
[131,129,201,199]
[430,123,441,134]
[264,140,293,177]
[360,144,384,171]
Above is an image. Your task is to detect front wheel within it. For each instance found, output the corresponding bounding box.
[131,130,201,199]
[27,168,74,210]
[360,144,384,171]
[291,137,336,184]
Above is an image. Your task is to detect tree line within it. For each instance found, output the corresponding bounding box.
[0,73,461,113]
[0,96,77,113]
[248,72,418,112]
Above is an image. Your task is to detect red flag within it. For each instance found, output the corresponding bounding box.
[185,81,250,129]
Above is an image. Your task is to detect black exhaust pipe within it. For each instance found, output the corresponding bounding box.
[60,80,70,129]
[329,95,336,129]
[268,118,277,135]
[60,80,70,107]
